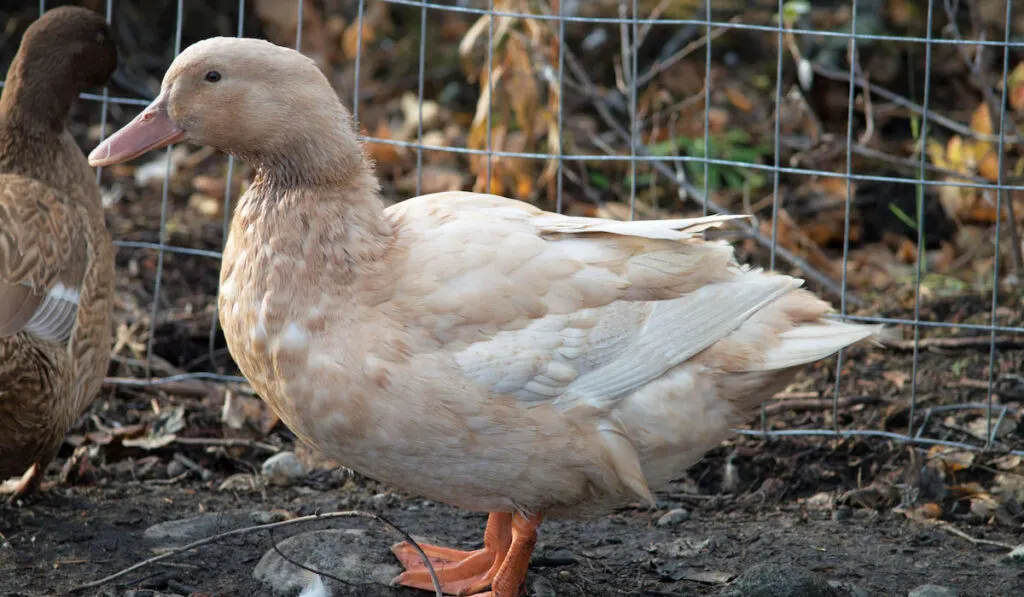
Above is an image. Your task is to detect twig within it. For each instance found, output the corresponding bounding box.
[665,492,718,501]
[616,1,631,97]
[172,436,282,454]
[636,16,739,88]
[144,471,191,486]
[772,391,820,400]
[764,395,882,415]
[857,69,875,146]
[958,377,995,389]
[635,0,675,49]
[103,376,210,398]
[71,510,443,597]
[885,335,1024,350]
[848,143,1000,184]
[809,54,1023,147]
[928,519,1019,550]
[171,453,213,481]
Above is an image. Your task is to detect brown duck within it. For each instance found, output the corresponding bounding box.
[0,6,117,500]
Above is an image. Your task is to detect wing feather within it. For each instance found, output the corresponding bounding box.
[0,174,87,343]
[391,192,804,408]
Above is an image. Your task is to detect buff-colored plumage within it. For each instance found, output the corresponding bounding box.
[90,36,879,596]
[0,7,117,499]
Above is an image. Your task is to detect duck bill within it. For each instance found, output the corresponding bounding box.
[88,92,185,167]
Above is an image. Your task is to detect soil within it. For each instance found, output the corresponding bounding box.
[2,469,1023,597]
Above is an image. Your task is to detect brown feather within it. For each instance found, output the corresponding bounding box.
[0,6,116,498]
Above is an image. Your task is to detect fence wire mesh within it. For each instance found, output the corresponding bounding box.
[5,0,1024,457]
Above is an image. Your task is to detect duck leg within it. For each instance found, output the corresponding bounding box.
[475,512,542,597]
[6,456,53,504]
[391,512,512,594]
[392,511,541,596]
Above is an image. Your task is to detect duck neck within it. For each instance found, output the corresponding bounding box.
[240,148,393,281]
[0,54,74,133]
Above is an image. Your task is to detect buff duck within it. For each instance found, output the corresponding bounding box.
[0,6,117,500]
[90,37,878,596]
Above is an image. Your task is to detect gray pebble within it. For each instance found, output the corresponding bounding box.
[718,562,845,597]
[657,508,691,526]
[165,459,187,478]
[144,510,273,545]
[261,451,308,487]
[908,585,960,597]
[253,529,403,595]
[531,576,557,597]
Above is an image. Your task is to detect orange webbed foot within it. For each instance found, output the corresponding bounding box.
[391,511,541,596]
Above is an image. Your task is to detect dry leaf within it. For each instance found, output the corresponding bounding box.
[882,370,909,390]
[929,448,974,477]
[907,502,944,520]
[187,193,222,219]
[725,86,753,112]
[970,102,993,137]
[365,121,405,168]
[967,415,1016,441]
[342,20,376,60]
[396,166,467,195]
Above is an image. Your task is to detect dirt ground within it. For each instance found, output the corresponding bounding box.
[2,453,1023,597]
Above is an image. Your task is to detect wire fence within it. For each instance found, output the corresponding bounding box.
[8,0,1024,457]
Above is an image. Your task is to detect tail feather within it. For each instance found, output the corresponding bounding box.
[749,319,881,372]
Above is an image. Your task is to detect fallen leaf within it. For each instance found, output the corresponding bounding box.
[970,102,993,137]
[669,537,713,558]
[342,20,376,60]
[725,86,753,112]
[967,415,1016,441]
[882,370,909,390]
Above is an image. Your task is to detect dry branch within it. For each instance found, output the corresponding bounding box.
[885,335,1024,351]
[764,395,884,415]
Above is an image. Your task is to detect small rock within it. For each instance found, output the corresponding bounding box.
[806,491,834,510]
[908,585,960,597]
[253,529,402,595]
[250,510,291,525]
[830,580,869,597]
[144,510,275,545]
[261,451,308,487]
[531,576,557,597]
[832,505,853,523]
[657,508,691,526]
[166,459,187,478]
[1006,544,1024,562]
[218,472,265,492]
[718,562,844,597]
[668,536,711,558]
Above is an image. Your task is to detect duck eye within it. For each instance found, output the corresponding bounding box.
[204,70,222,83]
